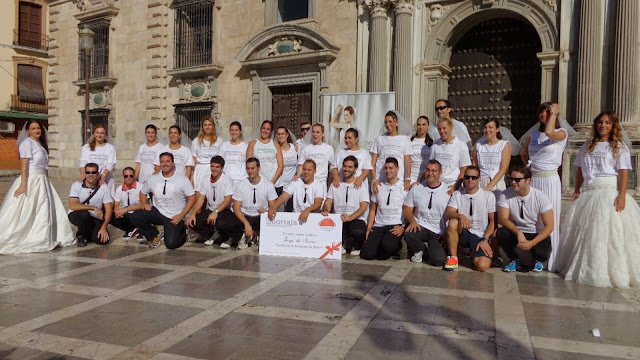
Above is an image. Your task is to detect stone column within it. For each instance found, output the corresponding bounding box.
[574,0,605,129]
[392,0,415,119]
[536,51,560,103]
[421,64,451,123]
[613,0,640,135]
[365,0,390,92]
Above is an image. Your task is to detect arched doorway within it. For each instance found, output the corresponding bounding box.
[447,18,542,142]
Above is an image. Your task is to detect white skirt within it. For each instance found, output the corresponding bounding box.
[480,176,506,202]
[531,172,562,272]
[557,176,640,288]
[0,170,75,254]
[192,163,211,188]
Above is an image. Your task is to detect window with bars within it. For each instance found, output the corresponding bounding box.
[78,20,109,80]
[278,0,308,22]
[174,0,213,69]
[175,103,214,140]
[80,109,109,142]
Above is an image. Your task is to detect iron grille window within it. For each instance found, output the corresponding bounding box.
[175,103,214,140]
[174,0,213,69]
[78,20,110,80]
[80,109,109,142]
[278,0,308,22]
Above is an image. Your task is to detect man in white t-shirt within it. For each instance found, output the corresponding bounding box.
[498,166,554,273]
[432,99,472,148]
[111,167,143,241]
[130,152,196,249]
[296,123,334,184]
[404,160,448,266]
[269,159,324,222]
[68,162,113,247]
[295,121,311,149]
[322,156,369,256]
[217,157,278,249]
[187,156,234,246]
[444,166,496,272]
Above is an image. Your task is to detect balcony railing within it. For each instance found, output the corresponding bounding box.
[11,95,48,114]
[13,29,49,51]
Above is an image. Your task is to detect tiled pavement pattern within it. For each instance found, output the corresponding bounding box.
[0,180,640,359]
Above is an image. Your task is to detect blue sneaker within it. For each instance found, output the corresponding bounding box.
[532,261,544,273]
[503,259,519,273]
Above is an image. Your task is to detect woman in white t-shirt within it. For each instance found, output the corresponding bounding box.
[371,111,413,193]
[0,119,74,254]
[154,125,195,179]
[429,118,472,194]
[473,119,511,194]
[79,124,117,196]
[275,126,298,211]
[247,120,283,187]
[558,111,640,288]
[296,123,334,185]
[220,121,248,186]
[134,124,163,184]
[191,116,223,186]
[409,116,433,183]
[332,128,372,189]
[521,102,568,272]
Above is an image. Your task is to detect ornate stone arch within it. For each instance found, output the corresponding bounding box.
[236,24,339,128]
[420,0,560,121]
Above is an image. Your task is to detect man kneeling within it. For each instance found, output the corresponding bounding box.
[498,166,553,273]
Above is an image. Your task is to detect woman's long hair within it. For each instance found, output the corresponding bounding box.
[586,111,626,159]
[25,119,49,153]
[196,116,217,146]
[411,115,433,146]
[89,124,107,151]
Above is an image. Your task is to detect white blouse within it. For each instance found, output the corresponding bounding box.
[79,143,116,174]
[575,141,632,181]
[19,138,48,170]
[475,139,508,180]
[528,129,568,172]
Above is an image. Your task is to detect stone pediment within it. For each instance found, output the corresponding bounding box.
[236,24,339,69]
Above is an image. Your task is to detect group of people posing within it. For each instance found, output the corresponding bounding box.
[0,99,638,289]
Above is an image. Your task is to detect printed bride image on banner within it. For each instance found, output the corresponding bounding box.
[321,92,396,151]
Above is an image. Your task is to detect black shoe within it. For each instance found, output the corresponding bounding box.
[76,235,88,247]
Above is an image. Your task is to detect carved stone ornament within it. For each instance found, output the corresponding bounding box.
[74,0,116,12]
[89,87,111,109]
[428,4,450,32]
[542,0,558,12]
[183,80,212,102]
[390,0,415,13]
[364,0,390,15]
[267,37,303,57]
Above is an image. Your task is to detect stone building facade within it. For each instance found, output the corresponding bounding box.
[46,0,639,197]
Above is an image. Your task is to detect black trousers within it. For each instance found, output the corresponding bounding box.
[111,213,136,234]
[216,211,261,243]
[275,186,294,212]
[342,219,367,252]
[360,225,402,260]
[189,208,232,242]
[68,211,108,245]
[129,207,186,250]
[497,227,551,262]
[404,227,447,266]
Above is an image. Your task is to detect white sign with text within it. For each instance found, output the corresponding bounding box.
[259,213,343,260]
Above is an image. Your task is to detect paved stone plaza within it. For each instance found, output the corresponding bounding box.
[0,180,639,360]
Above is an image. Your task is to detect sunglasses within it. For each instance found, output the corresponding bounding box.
[300,127,311,132]
[510,177,526,183]
[435,105,448,111]
[123,175,135,178]
[85,171,99,175]
[464,175,479,180]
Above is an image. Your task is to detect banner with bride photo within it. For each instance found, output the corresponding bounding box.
[321,92,396,151]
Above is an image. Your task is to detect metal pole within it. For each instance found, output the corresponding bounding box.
[84,51,90,141]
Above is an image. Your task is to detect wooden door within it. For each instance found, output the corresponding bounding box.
[271,84,312,138]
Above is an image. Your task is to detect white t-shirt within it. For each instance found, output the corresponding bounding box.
[298,143,334,183]
[79,143,116,174]
[19,138,48,170]
[498,187,552,234]
[232,177,278,217]
[371,181,407,226]
[142,172,195,219]
[327,182,370,222]
[68,182,113,219]
[404,182,450,235]
[574,141,632,181]
[371,134,412,182]
[475,139,508,180]
[253,139,278,183]
[410,137,432,182]
[447,188,496,238]
[430,137,472,185]
[191,138,223,164]
[528,129,568,172]
[428,118,472,145]
[220,141,248,183]
[153,144,195,176]
[283,179,325,213]
[195,173,233,211]
[114,181,142,212]
[277,144,298,187]
[332,148,373,179]
[134,142,163,184]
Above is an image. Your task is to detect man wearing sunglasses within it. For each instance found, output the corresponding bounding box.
[431,99,472,148]
[497,166,554,273]
[295,121,312,149]
[111,167,143,242]
[68,162,113,247]
[444,166,496,271]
